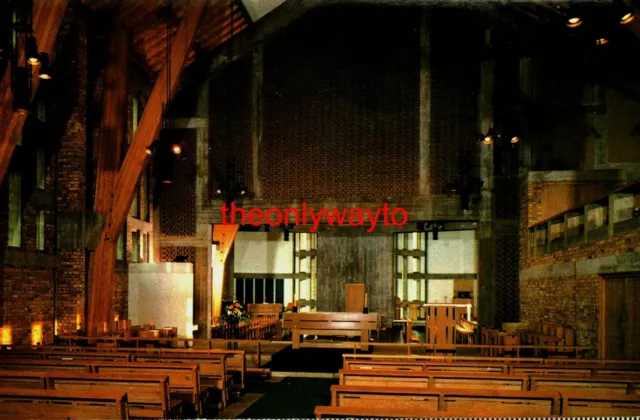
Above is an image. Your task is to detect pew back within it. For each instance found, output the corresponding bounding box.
[0,388,128,420]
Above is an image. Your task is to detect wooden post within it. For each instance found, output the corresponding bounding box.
[87,0,207,332]
[87,27,131,335]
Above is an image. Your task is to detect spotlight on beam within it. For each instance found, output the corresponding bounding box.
[566,16,582,28]
[171,143,182,155]
[617,2,636,24]
[596,37,609,46]
[38,53,51,79]
[482,128,494,145]
[511,136,520,144]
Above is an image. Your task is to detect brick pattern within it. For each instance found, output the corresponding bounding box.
[159,247,195,264]
[158,130,196,236]
[260,7,419,200]
[520,181,640,352]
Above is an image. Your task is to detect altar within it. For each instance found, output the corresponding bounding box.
[393,303,474,346]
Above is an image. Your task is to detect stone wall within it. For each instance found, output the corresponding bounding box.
[520,171,637,354]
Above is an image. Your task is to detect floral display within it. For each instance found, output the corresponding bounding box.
[221,299,250,324]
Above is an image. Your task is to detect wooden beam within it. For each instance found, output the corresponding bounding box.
[86,26,131,336]
[0,0,68,185]
[87,0,207,332]
[213,224,239,321]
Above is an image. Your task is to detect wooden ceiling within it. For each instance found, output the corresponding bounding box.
[82,0,250,73]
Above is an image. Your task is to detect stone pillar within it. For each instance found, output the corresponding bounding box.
[477,29,496,327]
[418,10,431,196]
[251,44,264,199]
[56,15,88,335]
[193,79,212,338]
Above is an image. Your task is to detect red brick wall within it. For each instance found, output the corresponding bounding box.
[520,180,638,352]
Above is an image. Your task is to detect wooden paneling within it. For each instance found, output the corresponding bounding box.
[317,234,393,324]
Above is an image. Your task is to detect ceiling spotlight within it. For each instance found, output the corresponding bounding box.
[239,189,246,196]
[566,17,582,28]
[216,189,222,195]
[511,136,520,144]
[145,148,153,155]
[171,143,182,155]
[596,37,609,45]
[38,53,51,79]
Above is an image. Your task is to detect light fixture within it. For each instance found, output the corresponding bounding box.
[511,136,520,144]
[482,128,494,145]
[145,148,153,155]
[12,66,31,114]
[171,143,182,155]
[566,16,582,28]
[25,35,39,65]
[596,37,609,45]
[37,53,51,79]
[621,11,635,24]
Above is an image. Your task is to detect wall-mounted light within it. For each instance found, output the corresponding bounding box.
[617,2,636,24]
[566,16,582,28]
[596,37,609,45]
[38,52,51,79]
[510,136,520,144]
[25,35,39,65]
[482,128,494,145]
[171,143,182,155]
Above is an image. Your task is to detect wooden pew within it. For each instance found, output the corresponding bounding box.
[130,352,231,408]
[0,359,90,373]
[0,370,170,419]
[531,375,638,395]
[339,369,527,391]
[283,312,380,350]
[561,392,640,416]
[47,372,170,419]
[0,388,128,420]
[343,359,507,373]
[330,385,560,416]
[44,351,131,362]
[91,361,201,416]
[314,405,500,419]
[511,364,640,376]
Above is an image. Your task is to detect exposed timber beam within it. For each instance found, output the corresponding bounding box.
[0,0,69,185]
[86,26,131,336]
[87,0,207,332]
[212,224,239,321]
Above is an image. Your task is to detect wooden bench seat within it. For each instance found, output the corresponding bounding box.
[131,352,230,408]
[91,361,201,416]
[0,388,127,420]
[283,312,380,350]
[330,385,560,416]
[314,405,509,419]
[339,369,527,391]
[0,359,90,373]
[511,364,640,376]
[561,391,640,416]
[0,370,170,419]
[343,359,507,373]
[44,351,131,362]
[531,375,638,395]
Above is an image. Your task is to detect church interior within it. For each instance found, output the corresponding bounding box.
[1,0,640,418]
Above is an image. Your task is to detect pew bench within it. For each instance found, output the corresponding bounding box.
[91,361,201,416]
[283,312,380,350]
[330,385,560,416]
[511,364,640,376]
[314,405,502,419]
[0,359,90,373]
[561,391,640,416]
[131,352,231,408]
[342,359,507,374]
[531,375,638,395]
[339,369,527,391]
[0,388,128,420]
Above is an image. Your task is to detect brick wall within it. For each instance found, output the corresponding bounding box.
[55,16,88,337]
[520,179,638,352]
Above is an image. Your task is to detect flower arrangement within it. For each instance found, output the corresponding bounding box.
[221,299,250,324]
